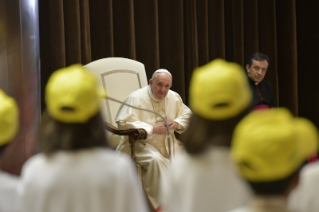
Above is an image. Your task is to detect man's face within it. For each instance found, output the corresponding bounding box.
[246,59,268,84]
[149,73,172,100]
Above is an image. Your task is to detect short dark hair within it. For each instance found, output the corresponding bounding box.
[247,169,299,196]
[40,110,109,155]
[247,52,270,67]
[0,144,9,157]
[182,108,250,155]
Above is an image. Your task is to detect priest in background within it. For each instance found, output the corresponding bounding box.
[245,52,276,110]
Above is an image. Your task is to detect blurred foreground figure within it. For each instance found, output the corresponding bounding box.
[19,65,148,212]
[160,59,253,212]
[288,135,319,210]
[230,108,318,212]
[0,90,20,212]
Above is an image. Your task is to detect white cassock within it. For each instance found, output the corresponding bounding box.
[116,85,192,210]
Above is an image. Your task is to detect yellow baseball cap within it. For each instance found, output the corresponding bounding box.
[0,90,19,146]
[231,108,319,182]
[45,64,106,123]
[189,59,252,120]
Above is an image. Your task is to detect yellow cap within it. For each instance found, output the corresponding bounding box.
[0,90,19,146]
[231,108,319,182]
[45,64,106,123]
[189,59,252,120]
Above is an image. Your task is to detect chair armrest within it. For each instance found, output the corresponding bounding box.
[104,122,147,161]
[104,122,147,140]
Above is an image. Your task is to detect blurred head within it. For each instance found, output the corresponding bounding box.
[231,108,318,194]
[45,64,106,123]
[0,90,19,156]
[183,59,252,154]
[42,64,108,154]
[40,111,108,154]
[190,59,252,120]
[149,69,172,100]
[246,52,269,84]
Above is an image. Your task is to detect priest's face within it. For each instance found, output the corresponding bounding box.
[149,72,172,100]
[246,59,268,84]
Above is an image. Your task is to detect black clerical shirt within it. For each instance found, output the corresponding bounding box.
[248,77,277,108]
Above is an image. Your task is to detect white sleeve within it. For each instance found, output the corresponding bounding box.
[116,94,154,135]
[173,95,192,134]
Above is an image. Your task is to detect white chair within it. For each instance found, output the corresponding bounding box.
[84,57,148,186]
[84,57,148,128]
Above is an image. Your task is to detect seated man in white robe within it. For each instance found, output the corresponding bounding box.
[116,69,192,211]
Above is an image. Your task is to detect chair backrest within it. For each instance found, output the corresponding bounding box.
[84,57,148,127]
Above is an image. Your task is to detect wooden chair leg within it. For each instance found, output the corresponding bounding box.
[129,135,143,188]
[136,163,142,188]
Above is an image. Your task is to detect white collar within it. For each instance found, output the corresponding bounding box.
[148,85,165,103]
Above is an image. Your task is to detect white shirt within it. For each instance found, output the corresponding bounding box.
[19,148,148,212]
[288,162,319,212]
[0,171,19,212]
[160,146,252,212]
[230,196,291,212]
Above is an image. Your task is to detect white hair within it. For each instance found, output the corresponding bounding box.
[151,69,172,82]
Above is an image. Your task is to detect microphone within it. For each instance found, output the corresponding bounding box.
[105,96,173,157]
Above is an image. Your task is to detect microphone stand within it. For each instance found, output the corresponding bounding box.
[106,96,172,157]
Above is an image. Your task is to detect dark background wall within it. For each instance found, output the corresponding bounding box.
[2,0,319,176]
[38,0,319,131]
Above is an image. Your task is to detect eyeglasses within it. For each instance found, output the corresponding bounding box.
[252,66,267,73]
